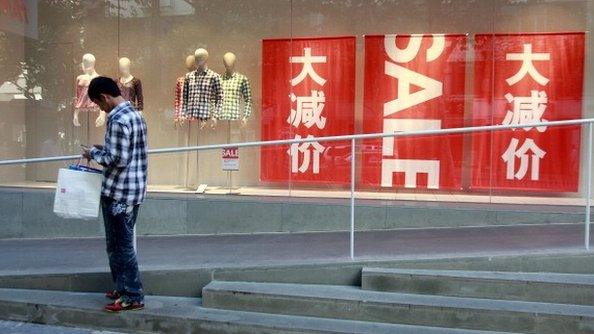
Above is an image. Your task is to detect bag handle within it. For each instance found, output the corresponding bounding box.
[72,157,92,168]
[69,155,102,174]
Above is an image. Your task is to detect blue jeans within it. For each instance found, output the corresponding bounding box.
[101,196,144,303]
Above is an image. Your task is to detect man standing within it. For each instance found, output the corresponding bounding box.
[82,76,147,312]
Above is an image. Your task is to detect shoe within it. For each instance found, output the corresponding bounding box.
[105,290,121,300]
[104,298,145,313]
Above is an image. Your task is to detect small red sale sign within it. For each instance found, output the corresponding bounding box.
[222,147,239,171]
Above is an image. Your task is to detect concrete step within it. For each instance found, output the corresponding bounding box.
[0,288,515,334]
[202,281,594,334]
[361,268,594,305]
[2,252,592,300]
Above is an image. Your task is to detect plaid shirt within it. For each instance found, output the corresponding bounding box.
[174,76,185,121]
[90,101,148,205]
[182,68,223,121]
[220,72,252,121]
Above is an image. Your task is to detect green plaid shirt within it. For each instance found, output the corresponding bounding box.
[220,72,252,121]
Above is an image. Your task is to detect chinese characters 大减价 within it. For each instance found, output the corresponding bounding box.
[287,48,328,175]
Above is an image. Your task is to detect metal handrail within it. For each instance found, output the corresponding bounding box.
[0,117,592,256]
[0,118,592,166]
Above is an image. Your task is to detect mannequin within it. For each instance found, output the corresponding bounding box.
[181,48,223,130]
[117,57,144,113]
[174,55,197,127]
[73,53,106,127]
[220,52,252,127]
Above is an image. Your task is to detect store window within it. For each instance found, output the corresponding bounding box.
[0,0,592,205]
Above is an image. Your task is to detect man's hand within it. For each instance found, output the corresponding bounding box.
[81,145,103,161]
[81,146,92,161]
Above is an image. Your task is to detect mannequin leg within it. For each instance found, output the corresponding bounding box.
[184,122,191,189]
[95,110,107,127]
[196,126,200,189]
[73,109,81,127]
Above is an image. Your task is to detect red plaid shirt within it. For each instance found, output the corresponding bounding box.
[174,76,185,121]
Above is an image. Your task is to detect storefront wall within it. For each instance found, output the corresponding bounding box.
[1,0,593,203]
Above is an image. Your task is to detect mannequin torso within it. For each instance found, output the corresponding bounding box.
[117,57,144,112]
[182,65,222,127]
[120,74,134,85]
[174,55,198,127]
[220,52,251,126]
[117,76,143,111]
[181,49,221,129]
[220,70,252,123]
[73,53,105,127]
[75,70,99,110]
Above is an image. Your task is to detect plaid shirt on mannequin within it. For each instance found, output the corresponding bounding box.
[220,72,252,121]
[174,76,185,121]
[182,68,223,121]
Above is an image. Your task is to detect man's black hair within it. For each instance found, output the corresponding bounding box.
[88,76,121,100]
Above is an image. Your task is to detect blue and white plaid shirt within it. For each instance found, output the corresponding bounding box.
[90,101,148,205]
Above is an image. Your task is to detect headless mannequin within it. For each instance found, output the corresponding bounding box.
[174,55,197,128]
[185,54,198,75]
[223,52,248,127]
[74,54,106,127]
[195,48,217,130]
[118,57,143,113]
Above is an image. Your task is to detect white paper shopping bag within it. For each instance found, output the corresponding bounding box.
[53,167,103,220]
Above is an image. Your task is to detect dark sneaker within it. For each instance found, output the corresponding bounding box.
[105,290,121,300]
[104,299,144,313]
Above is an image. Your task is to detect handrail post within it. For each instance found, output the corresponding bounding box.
[585,123,593,251]
[350,138,355,260]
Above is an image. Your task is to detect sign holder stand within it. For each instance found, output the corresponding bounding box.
[227,120,232,194]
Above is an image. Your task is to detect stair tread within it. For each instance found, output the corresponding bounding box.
[0,288,517,334]
[362,267,594,285]
[204,281,594,317]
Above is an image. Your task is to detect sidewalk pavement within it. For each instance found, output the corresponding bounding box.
[0,223,590,276]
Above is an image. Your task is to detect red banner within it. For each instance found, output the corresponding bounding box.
[260,36,356,184]
[471,33,584,192]
[361,34,467,190]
